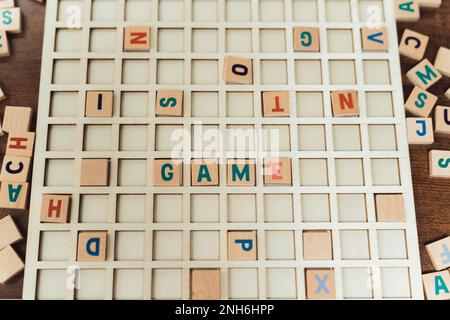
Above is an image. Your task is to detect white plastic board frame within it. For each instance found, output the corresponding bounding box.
[23,0,423,299]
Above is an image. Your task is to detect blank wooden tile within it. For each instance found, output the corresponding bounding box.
[406,118,434,144]
[6,132,35,157]
[262,91,290,117]
[0,156,30,182]
[2,106,32,133]
[263,157,291,185]
[153,159,183,186]
[0,30,10,57]
[80,159,109,186]
[406,59,442,90]
[228,231,257,260]
[305,269,336,299]
[0,8,21,33]
[0,246,24,284]
[77,231,107,262]
[429,150,450,178]
[191,159,219,186]
[224,56,253,84]
[394,0,420,21]
[0,182,28,209]
[293,27,320,52]
[375,194,404,221]
[425,236,450,270]
[0,1,15,9]
[227,159,255,186]
[422,271,450,300]
[191,269,221,300]
[435,106,450,136]
[404,86,437,117]
[0,215,22,250]
[155,89,183,116]
[434,47,450,77]
[124,26,150,52]
[399,29,429,61]
[85,91,113,117]
[418,0,441,8]
[331,91,359,117]
[40,194,71,223]
[361,27,388,52]
[303,231,333,260]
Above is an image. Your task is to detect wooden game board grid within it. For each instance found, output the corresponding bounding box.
[23,0,423,300]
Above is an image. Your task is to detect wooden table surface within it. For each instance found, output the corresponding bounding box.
[0,0,448,299]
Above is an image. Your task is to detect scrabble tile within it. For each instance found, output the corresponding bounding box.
[263,157,292,185]
[435,106,450,136]
[124,26,150,52]
[394,0,420,22]
[422,271,450,300]
[331,91,360,117]
[40,194,71,223]
[191,269,221,300]
[425,236,450,271]
[418,0,441,8]
[429,150,450,178]
[361,27,388,52]
[0,30,10,57]
[227,159,256,186]
[404,86,437,117]
[0,215,22,250]
[153,159,183,186]
[85,91,113,117]
[406,118,434,144]
[191,159,219,186]
[0,156,30,182]
[305,269,336,299]
[0,85,5,101]
[262,91,290,117]
[224,56,253,84]
[434,47,450,77]
[0,246,24,284]
[0,182,28,209]
[399,29,429,61]
[77,231,107,262]
[293,27,320,52]
[2,106,32,133]
[0,8,21,33]
[228,231,257,260]
[80,159,109,186]
[6,132,35,157]
[303,231,333,261]
[0,1,15,9]
[375,194,406,222]
[446,88,450,100]
[406,59,442,90]
[155,89,183,117]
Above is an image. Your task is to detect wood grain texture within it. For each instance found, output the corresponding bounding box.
[0,0,448,299]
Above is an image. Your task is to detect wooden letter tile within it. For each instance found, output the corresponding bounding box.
[0,156,30,182]
[434,47,450,77]
[426,236,450,271]
[124,26,150,52]
[406,59,442,90]
[155,89,183,117]
[399,29,429,61]
[422,271,450,300]
[227,159,255,186]
[394,0,420,22]
[418,0,441,8]
[0,1,15,9]
[0,85,5,101]
[40,194,71,223]
[228,231,257,260]
[80,159,109,186]
[191,159,219,186]
[263,157,291,185]
[0,8,21,33]
[435,106,450,136]
[446,88,450,100]
[224,56,253,84]
[331,91,359,117]
[404,86,437,117]
[77,231,107,262]
[191,269,221,300]
[2,106,32,133]
[306,269,336,299]
[0,215,22,250]
[0,182,28,209]
[85,91,113,117]
[293,27,320,52]
[429,150,450,178]
[303,231,333,260]
[375,194,406,222]
[153,159,183,186]
[0,246,24,284]
[6,132,35,157]
[0,30,10,57]
[406,118,434,144]
[361,27,388,52]
[262,91,290,117]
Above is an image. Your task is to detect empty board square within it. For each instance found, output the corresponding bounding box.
[50,92,79,117]
[340,230,370,260]
[157,60,184,84]
[264,194,293,222]
[299,159,328,186]
[193,124,221,151]
[333,125,361,151]
[298,125,326,151]
[192,60,218,84]
[227,125,255,151]
[371,159,400,186]
[329,60,356,84]
[155,125,183,151]
[91,0,117,21]
[121,92,148,117]
[115,232,145,261]
[125,0,152,21]
[377,230,407,259]
[265,231,295,260]
[261,60,287,84]
[75,269,105,300]
[260,29,286,53]
[88,60,115,84]
[262,125,290,151]
[266,268,297,299]
[39,231,70,261]
[159,0,184,21]
[259,0,285,22]
[327,29,354,53]
[292,0,318,22]
[226,0,251,22]
[114,269,144,300]
[368,125,397,151]
[341,268,373,299]
[366,92,393,117]
[158,29,184,52]
[191,231,220,260]
[123,60,149,85]
[191,194,219,223]
[152,269,182,299]
[228,268,258,299]
[153,194,183,223]
[192,29,218,52]
[84,125,112,151]
[90,28,116,52]
[296,92,324,117]
[226,29,252,52]
[191,92,219,117]
[47,125,76,151]
[359,0,384,23]
[363,60,391,84]
[295,60,322,84]
[36,270,68,300]
[380,268,411,298]
[118,159,147,186]
[192,0,218,22]
[120,125,148,151]
[79,194,108,222]
[117,194,146,223]
[58,0,84,22]
[326,0,352,22]
[153,231,183,260]
[227,194,256,222]
[335,159,364,186]
[337,194,367,222]
[53,60,80,84]
[55,29,82,52]
[301,194,330,222]
[227,92,254,117]
[45,159,74,186]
